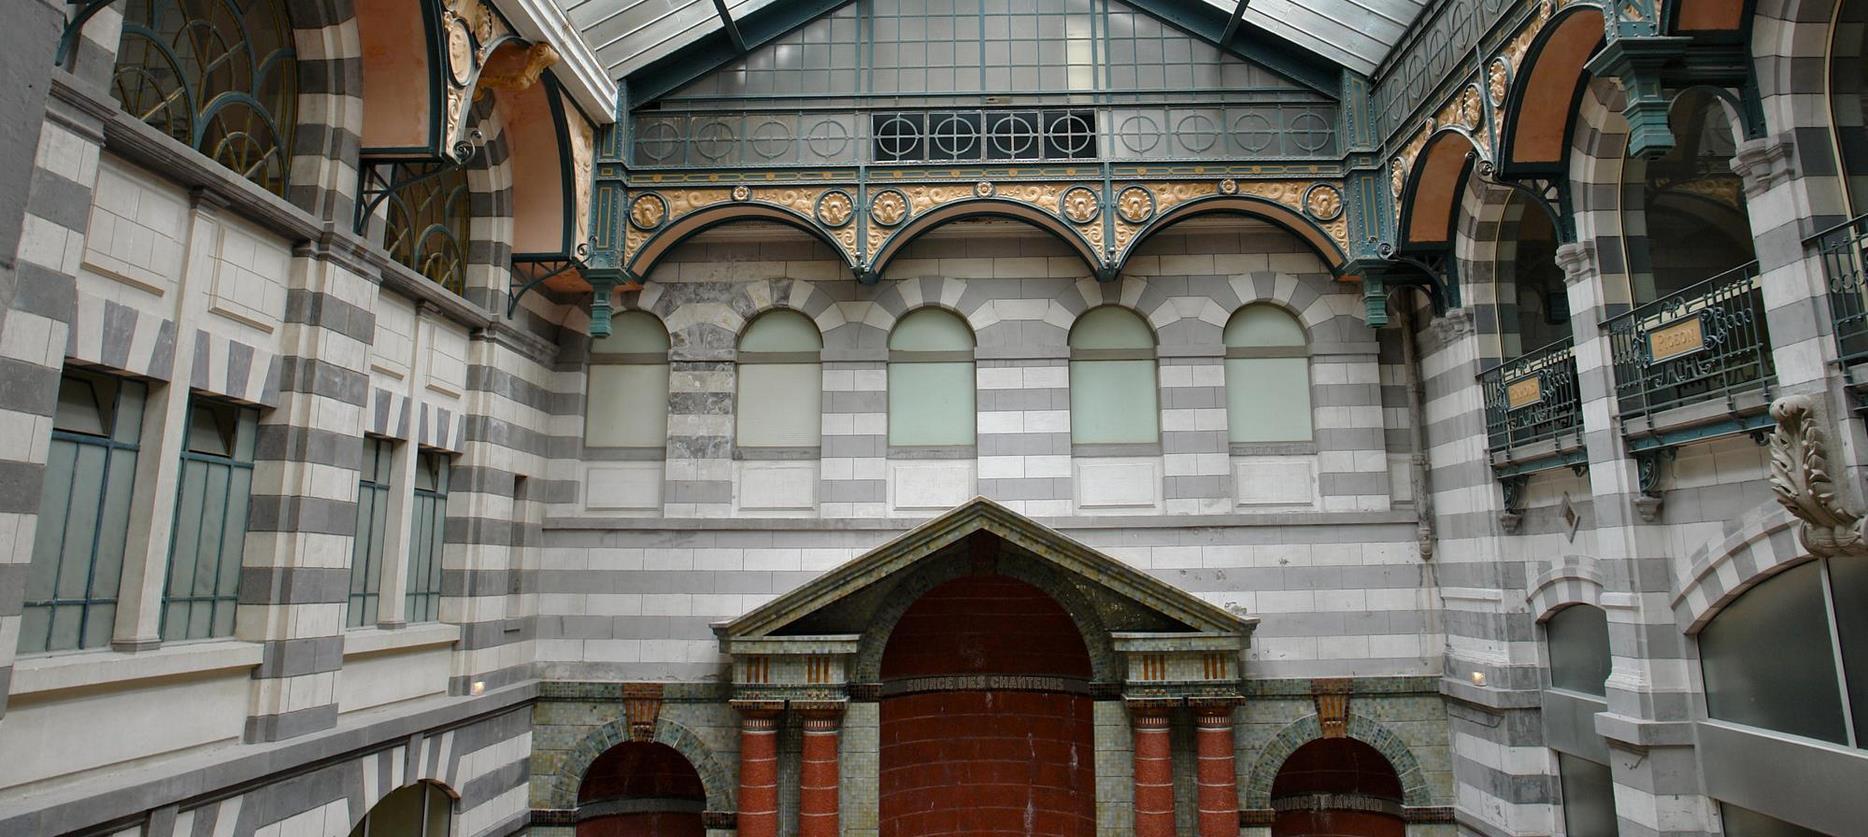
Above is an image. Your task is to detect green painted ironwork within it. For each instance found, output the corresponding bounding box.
[1480,335,1584,460]
[367,161,474,296]
[1815,213,1868,368]
[1602,261,1774,423]
[106,0,299,197]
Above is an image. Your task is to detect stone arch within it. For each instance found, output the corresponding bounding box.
[549,716,737,815]
[726,279,842,349]
[1527,557,1607,619]
[1243,714,1436,810]
[1115,194,1348,272]
[850,549,1121,685]
[1674,504,1806,632]
[867,198,1105,281]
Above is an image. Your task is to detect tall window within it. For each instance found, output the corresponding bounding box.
[736,309,823,449]
[111,0,298,197]
[1624,91,1755,304]
[348,437,393,628]
[1223,304,1312,443]
[586,311,671,450]
[347,781,452,837]
[406,451,450,623]
[1068,306,1158,445]
[1698,559,1868,746]
[1546,604,1612,695]
[21,372,146,653]
[888,308,976,447]
[1556,752,1618,837]
[162,398,258,640]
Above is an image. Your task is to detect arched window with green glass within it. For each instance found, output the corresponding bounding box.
[1068,306,1159,445]
[381,164,472,295]
[109,0,299,198]
[888,308,976,447]
[587,311,672,451]
[1223,304,1312,443]
[1698,558,1868,747]
[736,309,823,449]
[1545,604,1612,696]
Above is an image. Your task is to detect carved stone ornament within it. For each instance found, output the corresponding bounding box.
[477,42,559,100]
[1060,186,1100,224]
[975,180,994,197]
[1116,186,1155,224]
[628,193,667,230]
[1488,58,1511,108]
[1768,395,1868,557]
[871,189,909,227]
[622,682,664,742]
[1391,157,1407,201]
[1304,184,1344,221]
[1219,178,1239,195]
[815,190,854,228]
[1312,678,1352,739]
[732,184,752,202]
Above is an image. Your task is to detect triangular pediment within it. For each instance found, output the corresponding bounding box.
[717,497,1255,642]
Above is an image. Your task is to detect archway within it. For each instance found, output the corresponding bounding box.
[1270,738,1406,837]
[878,573,1097,836]
[576,741,707,837]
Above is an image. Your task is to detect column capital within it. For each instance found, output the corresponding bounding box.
[1189,695,1242,725]
[1555,239,1597,287]
[1125,697,1180,725]
[794,700,847,730]
[1732,133,1797,200]
[730,699,786,725]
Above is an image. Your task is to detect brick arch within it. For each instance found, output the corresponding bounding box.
[1527,557,1606,619]
[850,550,1120,685]
[548,716,736,814]
[725,279,840,344]
[859,278,996,348]
[1243,714,1435,810]
[1223,270,1346,334]
[1674,504,1806,632]
[343,737,462,833]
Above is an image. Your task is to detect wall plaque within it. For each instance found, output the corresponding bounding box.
[1648,314,1706,363]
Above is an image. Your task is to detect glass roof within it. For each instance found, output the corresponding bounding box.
[557,0,1430,89]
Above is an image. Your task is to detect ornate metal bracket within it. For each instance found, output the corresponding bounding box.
[1373,246,1460,317]
[1499,474,1530,534]
[1769,395,1868,557]
[1476,159,1576,243]
[354,153,480,236]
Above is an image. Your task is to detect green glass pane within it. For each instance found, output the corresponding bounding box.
[1827,556,1868,737]
[1720,803,1825,837]
[27,440,79,603]
[889,308,975,351]
[587,363,670,448]
[169,460,210,598]
[1546,604,1612,696]
[19,606,50,654]
[1557,753,1618,837]
[1069,359,1159,444]
[113,380,146,445]
[737,363,822,447]
[234,408,258,462]
[425,783,452,836]
[82,603,115,649]
[218,466,252,597]
[1225,357,1312,442]
[593,310,670,354]
[53,376,108,436]
[48,603,82,652]
[1700,562,1847,743]
[739,309,822,352]
[95,447,139,600]
[53,445,107,600]
[1223,304,1307,347]
[194,463,230,597]
[1069,306,1154,350]
[889,361,976,446]
[186,403,233,457]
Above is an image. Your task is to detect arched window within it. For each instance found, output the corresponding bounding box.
[111,0,298,197]
[1068,306,1158,445]
[888,308,976,447]
[1496,194,1570,357]
[1623,91,1755,305]
[736,310,823,449]
[587,311,671,450]
[1698,559,1868,746]
[578,742,707,837]
[382,164,472,295]
[1545,604,1611,696]
[1270,738,1404,837]
[348,781,452,837]
[1222,304,1312,443]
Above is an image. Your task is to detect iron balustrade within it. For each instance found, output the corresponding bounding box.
[1814,213,1868,366]
[1481,335,1583,456]
[1602,262,1774,423]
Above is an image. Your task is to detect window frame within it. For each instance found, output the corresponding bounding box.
[1067,305,1161,448]
[735,308,825,451]
[348,436,395,629]
[1222,303,1314,446]
[586,310,673,452]
[405,450,451,624]
[887,306,978,450]
[160,396,258,642]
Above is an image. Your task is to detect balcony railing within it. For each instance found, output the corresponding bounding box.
[1815,213,1868,366]
[1482,336,1584,462]
[1604,262,1774,430]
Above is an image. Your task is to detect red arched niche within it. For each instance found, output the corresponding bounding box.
[1270,738,1406,837]
[576,741,706,837]
[879,573,1096,837]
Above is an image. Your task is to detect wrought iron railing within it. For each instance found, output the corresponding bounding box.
[1481,336,1583,455]
[1814,213,1868,366]
[628,100,1339,169]
[1603,262,1773,422]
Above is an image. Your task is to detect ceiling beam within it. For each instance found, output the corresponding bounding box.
[711,0,747,53]
[1122,0,1340,97]
[1219,0,1249,47]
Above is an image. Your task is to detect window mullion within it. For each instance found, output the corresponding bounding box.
[1820,557,1859,747]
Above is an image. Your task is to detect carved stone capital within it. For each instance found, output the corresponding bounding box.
[1731,134,1797,200]
[1429,306,1476,343]
[1311,678,1353,739]
[622,682,664,742]
[1769,395,1868,557]
[1554,239,1597,287]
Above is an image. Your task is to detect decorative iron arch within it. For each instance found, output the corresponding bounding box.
[549,716,737,815]
[1397,129,1485,251]
[1496,4,1607,174]
[1115,194,1348,274]
[626,201,859,281]
[1242,713,1437,810]
[865,197,1106,283]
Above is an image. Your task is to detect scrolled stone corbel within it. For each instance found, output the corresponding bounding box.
[1768,395,1868,557]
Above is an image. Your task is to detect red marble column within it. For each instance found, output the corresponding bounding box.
[1194,698,1241,837]
[797,701,845,837]
[1130,699,1178,837]
[733,700,783,837]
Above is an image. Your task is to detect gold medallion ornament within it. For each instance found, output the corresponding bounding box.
[975,181,994,197]
[732,184,751,201]
[871,189,909,227]
[1060,186,1100,224]
[816,190,854,228]
[1219,178,1239,195]
[1487,58,1511,108]
[1457,85,1484,131]
[1116,186,1155,224]
[628,194,667,230]
[1304,184,1344,222]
